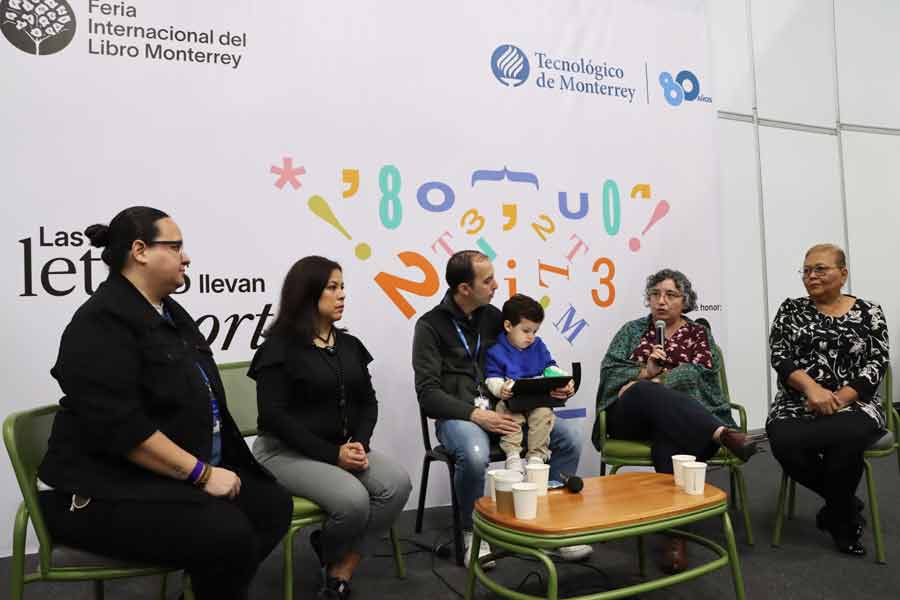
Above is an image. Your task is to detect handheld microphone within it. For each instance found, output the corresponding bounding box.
[654,319,666,347]
[559,472,583,493]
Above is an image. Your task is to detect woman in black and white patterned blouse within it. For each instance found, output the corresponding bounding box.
[766,243,889,557]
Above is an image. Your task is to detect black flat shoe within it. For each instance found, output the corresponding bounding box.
[318,575,352,600]
[834,539,867,557]
[719,429,760,462]
[826,520,867,557]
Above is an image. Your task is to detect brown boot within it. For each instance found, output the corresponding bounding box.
[719,429,759,462]
[660,537,688,574]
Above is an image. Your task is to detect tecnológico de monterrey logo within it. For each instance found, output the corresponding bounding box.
[491,44,529,87]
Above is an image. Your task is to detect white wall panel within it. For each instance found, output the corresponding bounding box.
[835,0,900,128]
[759,128,844,320]
[843,131,900,405]
[717,119,770,428]
[751,0,837,126]
[705,0,754,114]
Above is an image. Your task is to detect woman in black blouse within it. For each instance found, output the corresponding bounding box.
[250,255,411,600]
[38,207,292,600]
[767,243,890,557]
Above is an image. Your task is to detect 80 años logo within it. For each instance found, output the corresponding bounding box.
[658,70,711,106]
[1,0,76,56]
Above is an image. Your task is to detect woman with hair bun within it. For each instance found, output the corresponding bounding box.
[38,206,292,600]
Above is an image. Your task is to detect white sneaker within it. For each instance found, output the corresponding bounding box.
[548,544,593,561]
[505,455,524,473]
[527,456,545,466]
[463,530,495,570]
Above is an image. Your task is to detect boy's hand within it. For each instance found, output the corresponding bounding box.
[500,379,514,400]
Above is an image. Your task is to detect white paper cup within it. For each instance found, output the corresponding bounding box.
[682,461,708,495]
[525,463,550,496]
[493,470,524,515]
[512,482,539,519]
[486,468,503,502]
[671,454,696,488]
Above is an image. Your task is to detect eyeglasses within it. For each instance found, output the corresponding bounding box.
[648,290,683,301]
[147,240,184,253]
[799,265,838,279]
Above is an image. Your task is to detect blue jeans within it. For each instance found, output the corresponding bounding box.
[435,417,582,529]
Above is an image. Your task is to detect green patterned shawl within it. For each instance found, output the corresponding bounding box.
[592,315,735,446]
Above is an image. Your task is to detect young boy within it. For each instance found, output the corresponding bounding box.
[484,294,563,473]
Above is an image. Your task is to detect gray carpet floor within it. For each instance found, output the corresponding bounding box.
[2,445,899,599]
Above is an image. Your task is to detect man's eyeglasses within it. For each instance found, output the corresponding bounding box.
[147,240,185,253]
[648,290,683,301]
[799,265,838,279]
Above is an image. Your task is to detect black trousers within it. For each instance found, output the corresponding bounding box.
[766,411,880,525]
[39,468,292,600]
[606,381,724,473]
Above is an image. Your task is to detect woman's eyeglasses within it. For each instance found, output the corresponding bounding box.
[799,265,838,279]
[147,240,185,254]
[648,290,683,301]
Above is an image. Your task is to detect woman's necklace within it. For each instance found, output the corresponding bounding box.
[315,328,334,346]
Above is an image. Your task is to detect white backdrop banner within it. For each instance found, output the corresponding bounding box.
[0,0,721,555]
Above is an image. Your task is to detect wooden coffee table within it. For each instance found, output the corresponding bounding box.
[467,472,745,600]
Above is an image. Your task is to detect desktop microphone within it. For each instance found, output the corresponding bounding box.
[654,319,666,346]
[559,472,583,493]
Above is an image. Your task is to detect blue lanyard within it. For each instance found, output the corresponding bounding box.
[196,364,222,424]
[452,320,480,360]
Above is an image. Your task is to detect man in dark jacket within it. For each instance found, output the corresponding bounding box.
[412,250,591,567]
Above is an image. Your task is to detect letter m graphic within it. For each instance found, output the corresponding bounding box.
[553,304,589,344]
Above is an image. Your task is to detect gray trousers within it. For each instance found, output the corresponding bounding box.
[252,434,411,564]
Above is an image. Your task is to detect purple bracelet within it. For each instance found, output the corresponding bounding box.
[187,460,205,484]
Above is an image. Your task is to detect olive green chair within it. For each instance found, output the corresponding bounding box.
[3,404,193,600]
[218,361,406,600]
[593,345,755,545]
[772,367,898,563]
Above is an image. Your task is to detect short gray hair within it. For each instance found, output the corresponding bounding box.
[644,268,698,313]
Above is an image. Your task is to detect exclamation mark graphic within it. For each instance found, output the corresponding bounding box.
[307,195,372,260]
[628,200,670,252]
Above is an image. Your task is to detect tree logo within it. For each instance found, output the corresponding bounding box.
[1,0,76,56]
[491,44,529,87]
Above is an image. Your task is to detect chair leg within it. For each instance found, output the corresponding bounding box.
[735,466,754,546]
[610,465,622,475]
[183,573,195,600]
[729,469,738,510]
[283,525,301,600]
[600,461,607,476]
[772,470,788,547]
[93,580,104,600]
[787,479,797,520]
[390,527,407,578]
[11,505,28,600]
[864,460,886,564]
[447,462,465,567]
[415,458,432,534]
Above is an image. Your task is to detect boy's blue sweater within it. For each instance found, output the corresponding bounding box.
[485,333,556,381]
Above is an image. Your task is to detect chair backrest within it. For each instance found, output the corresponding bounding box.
[217,361,257,437]
[881,365,895,434]
[3,404,60,564]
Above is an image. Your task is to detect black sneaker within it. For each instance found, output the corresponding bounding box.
[317,575,351,600]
